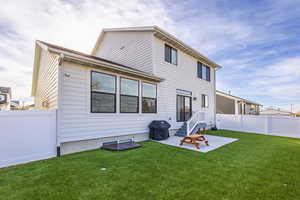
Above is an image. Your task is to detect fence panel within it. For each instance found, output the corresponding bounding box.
[0,110,57,168]
[217,114,300,138]
[269,116,300,138]
[217,114,242,131]
[241,115,266,134]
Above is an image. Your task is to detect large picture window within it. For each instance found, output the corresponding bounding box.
[120,77,139,113]
[91,71,116,113]
[165,44,177,65]
[142,82,157,113]
[197,62,211,81]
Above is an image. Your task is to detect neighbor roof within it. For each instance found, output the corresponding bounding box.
[91,26,222,69]
[216,90,262,106]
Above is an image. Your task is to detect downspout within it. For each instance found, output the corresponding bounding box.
[214,69,217,128]
[56,53,64,157]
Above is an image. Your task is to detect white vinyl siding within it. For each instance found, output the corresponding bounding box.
[153,37,216,128]
[58,62,160,143]
[94,31,154,74]
[34,49,59,110]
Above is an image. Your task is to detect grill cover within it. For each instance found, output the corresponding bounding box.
[149,120,171,140]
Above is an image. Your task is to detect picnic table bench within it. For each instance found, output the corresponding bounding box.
[180,127,209,149]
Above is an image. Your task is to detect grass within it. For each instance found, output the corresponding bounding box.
[0,130,300,200]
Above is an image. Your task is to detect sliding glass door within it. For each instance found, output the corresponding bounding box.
[177,95,192,122]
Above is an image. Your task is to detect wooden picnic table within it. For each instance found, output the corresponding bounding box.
[180,134,209,149]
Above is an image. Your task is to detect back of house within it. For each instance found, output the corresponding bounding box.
[32,26,221,155]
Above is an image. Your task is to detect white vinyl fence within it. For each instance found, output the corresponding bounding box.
[217,114,300,138]
[0,110,57,168]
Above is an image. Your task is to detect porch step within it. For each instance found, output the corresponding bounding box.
[190,123,207,134]
[175,123,187,137]
[175,122,207,137]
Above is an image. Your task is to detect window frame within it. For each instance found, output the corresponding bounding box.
[201,94,209,108]
[197,62,203,79]
[119,77,140,113]
[197,62,211,82]
[165,44,178,65]
[176,95,192,122]
[206,65,211,81]
[90,71,117,113]
[142,82,157,113]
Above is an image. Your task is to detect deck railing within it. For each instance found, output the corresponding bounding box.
[186,111,205,135]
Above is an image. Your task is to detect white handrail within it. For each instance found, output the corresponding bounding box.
[186,111,205,135]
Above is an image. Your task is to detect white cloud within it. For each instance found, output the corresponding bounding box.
[0,0,299,110]
[0,0,255,100]
[0,0,174,100]
[225,57,300,106]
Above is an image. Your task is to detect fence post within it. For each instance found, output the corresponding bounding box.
[240,115,243,131]
[216,115,221,129]
[264,116,270,135]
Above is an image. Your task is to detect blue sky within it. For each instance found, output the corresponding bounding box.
[0,0,299,111]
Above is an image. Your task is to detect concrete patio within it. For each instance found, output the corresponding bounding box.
[156,134,238,153]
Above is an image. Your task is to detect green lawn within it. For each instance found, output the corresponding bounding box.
[0,130,300,200]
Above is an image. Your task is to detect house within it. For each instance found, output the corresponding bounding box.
[10,101,34,110]
[32,26,221,155]
[260,107,296,117]
[10,100,20,110]
[0,87,11,111]
[216,90,261,115]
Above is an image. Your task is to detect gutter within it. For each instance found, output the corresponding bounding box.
[56,53,64,157]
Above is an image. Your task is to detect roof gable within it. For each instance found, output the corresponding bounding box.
[91,26,222,69]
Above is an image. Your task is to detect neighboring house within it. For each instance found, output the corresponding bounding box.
[10,100,20,110]
[32,26,221,155]
[260,107,296,117]
[0,87,11,111]
[10,101,34,110]
[216,90,261,115]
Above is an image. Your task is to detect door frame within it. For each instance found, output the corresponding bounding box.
[176,95,192,122]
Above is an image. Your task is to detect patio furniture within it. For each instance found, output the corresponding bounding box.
[180,127,209,149]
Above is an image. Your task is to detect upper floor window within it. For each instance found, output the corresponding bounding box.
[165,44,177,65]
[91,71,116,113]
[120,77,139,113]
[142,82,157,113]
[197,62,211,81]
[202,94,209,108]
